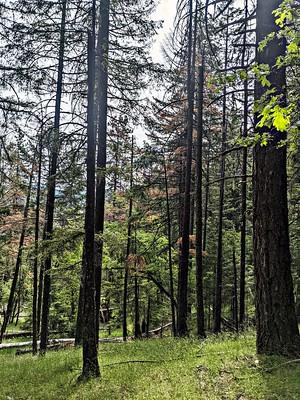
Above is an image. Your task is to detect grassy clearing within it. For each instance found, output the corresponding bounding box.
[0,331,300,400]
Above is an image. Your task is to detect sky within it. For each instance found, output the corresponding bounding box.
[151,0,177,63]
[151,0,245,63]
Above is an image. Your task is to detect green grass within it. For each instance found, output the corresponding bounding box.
[1,331,300,399]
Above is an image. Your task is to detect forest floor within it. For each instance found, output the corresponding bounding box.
[1,331,300,400]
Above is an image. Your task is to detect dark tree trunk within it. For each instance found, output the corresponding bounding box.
[0,171,33,343]
[123,136,134,341]
[113,135,119,198]
[213,21,229,334]
[32,134,43,354]
[177,0,195,337]
[239,0,249,329]
[11,301,18,325]
[254,0,300,355]
[195,53,206,338]
[163,154,176,336]
[40,0,67,354]
[94,0,110,343]
[80,27,100,380]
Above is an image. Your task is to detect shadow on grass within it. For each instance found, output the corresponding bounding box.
[254,355,300,400]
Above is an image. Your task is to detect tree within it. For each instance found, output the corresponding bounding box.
[94,0,110,343]
[177,0,196,337]
[195,50,206,338]
[213,19,229,334]
[253,0,300,355]
[80,20,100,379]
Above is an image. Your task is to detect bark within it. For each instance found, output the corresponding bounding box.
[177,0,196,337]
[80,28,100,379]
[94,0,110,343]
[254,0,300,355]
[40,0,67,354]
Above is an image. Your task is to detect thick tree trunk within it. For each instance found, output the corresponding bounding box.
[177,0,195,337]
[0,172,33,343]
[254,0,300,355]
[40,0,67,354]
[94,0,110,343]
[80,28,100,380]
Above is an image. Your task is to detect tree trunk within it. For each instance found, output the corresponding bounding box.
[32,133,43,354]
[239,0,249,329]
[134,275,142,339]
[195,52,206,338]
[232,247,238,332]
[254,0,300,355]
[94,0,110,343]
[146,296,151,337]
[80,27,100,380]
[203,145,210,252]
[213,20,229,333]
[40,0,67,354]
[177,0,195,337]
[75,250,85,346]
[37,257,44,335]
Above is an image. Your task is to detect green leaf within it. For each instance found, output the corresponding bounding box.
[273,105,290,132]
[287,41,298,53]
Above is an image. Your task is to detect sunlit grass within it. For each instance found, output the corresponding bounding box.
[1,331,300,399]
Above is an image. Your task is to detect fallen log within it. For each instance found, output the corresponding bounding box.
[3,330,60,339]
[144,322,172,337]
[16,344,67,356]
[0,323,172,351]
[0,337,123,351]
